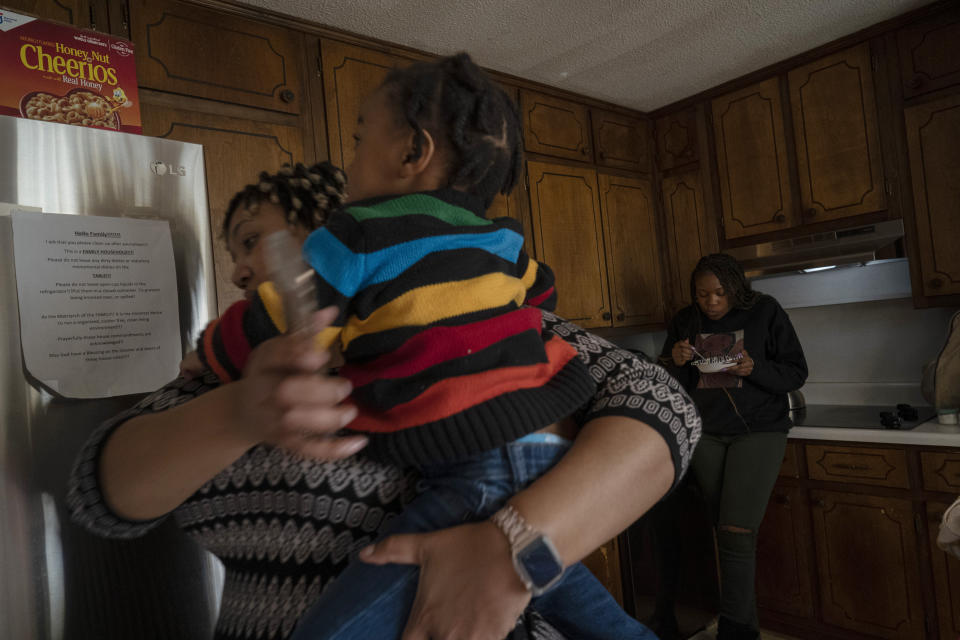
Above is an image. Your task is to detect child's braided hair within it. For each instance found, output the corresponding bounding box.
[221,161,348,237]
[379,52,523,208]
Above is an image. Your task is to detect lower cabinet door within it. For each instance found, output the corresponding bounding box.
[810,490,924,639]
[756,484,815,619]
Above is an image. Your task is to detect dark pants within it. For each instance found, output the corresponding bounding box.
[690,431,787,628]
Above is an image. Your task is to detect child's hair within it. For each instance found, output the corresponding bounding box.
[379,52,523,208]
[221,161,348,237]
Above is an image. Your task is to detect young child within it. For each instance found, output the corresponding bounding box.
[196,54,656,639]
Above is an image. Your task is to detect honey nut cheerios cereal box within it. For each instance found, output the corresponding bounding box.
[0,7,141,133]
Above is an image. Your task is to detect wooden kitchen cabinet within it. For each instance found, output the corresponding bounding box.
[598,174,664,327]
[805,443,910,489]
[583,537,624,608]
[711,77,796,239]
[527,161,609,327]
[141,103,307,312]
[810,490,924,639]
[921,450,960,493]
[521,90,593,162]
[592,110,651,172]
[927,502,960,640]
[656,108,699,170]
[756,483,815,619]
[4,0,105,28]
[129,0,305,115]
[660,169,715,313]
[897,7,960,99]
[788,43,886,224]
[904,93,960,297]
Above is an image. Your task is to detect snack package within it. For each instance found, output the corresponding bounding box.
[0,7,141,133]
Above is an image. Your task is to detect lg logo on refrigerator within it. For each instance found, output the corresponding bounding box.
[151,161,187,177]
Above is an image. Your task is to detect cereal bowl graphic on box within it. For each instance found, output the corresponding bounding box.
[0,7,141,133]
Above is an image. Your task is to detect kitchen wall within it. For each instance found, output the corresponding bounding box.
[614,298,958,407]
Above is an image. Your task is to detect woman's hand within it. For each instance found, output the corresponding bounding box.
[233,307,367,460]
[727,348,755,377]
[358,521,531,640]
[179,350,204,380]
[671,339,695,366]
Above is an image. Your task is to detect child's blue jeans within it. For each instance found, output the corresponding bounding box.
[289,438,656,640]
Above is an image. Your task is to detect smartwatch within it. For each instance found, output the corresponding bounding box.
[490,504,565,596]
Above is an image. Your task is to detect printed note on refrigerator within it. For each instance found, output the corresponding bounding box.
[11,210,181,398]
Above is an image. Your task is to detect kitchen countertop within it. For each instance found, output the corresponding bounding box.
[789,419,960,447]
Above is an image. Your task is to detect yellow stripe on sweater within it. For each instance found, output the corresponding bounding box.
[520,259,538,290]
[257,281,340,349]
[341,272,527,349]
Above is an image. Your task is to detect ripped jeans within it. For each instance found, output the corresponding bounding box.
[690,431,788,628]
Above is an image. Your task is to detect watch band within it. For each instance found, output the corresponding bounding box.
[490,503,535,548]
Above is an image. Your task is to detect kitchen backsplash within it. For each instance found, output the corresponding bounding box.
[614,298,959,407]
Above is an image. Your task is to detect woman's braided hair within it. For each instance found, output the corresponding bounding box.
[221,161,348,237]
[379,52,523,208]
[685,253,763,341]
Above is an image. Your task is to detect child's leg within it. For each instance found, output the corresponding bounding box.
[288,449,514,640]
[502,439,656,639]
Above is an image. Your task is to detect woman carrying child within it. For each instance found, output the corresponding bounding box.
[70,53,701,640]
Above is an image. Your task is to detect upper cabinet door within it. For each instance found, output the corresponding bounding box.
[598,174,663,327]
[5,0,96,28]
[711,78,795,239]
[904,93,960,297]
[897,8,960,99]
[141,104,306,313]
[656,108,699,171]
[661,170,715,313]
[521,91,593,162]
[320,39,418,171]
[788,44,886,224]
[130,0,304,114]
[527,161,609,328]
[592,110,651,172]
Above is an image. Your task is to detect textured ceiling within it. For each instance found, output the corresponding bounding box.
[243,0,928,112]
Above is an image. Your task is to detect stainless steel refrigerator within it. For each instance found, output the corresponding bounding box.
[1,115,224,639]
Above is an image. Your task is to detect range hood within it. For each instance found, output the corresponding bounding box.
[726,219,904,277]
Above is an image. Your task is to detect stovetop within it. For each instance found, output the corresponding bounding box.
[790,403,936,431]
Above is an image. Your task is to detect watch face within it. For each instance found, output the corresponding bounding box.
[517,536,563,588]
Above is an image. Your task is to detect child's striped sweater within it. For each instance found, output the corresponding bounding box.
[198,189,595,466]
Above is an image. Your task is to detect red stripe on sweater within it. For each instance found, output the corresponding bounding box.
[526,286,554,308]
[348,334,578,433]
[339,307,543,388]
[218,300,253,374]
[202,318,234,383]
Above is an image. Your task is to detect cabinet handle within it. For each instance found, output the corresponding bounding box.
[774,213,786,223]
[831,463,870,472]
[581,148,589,156]
[930,277,944,290]
[602,312,611,321]
[815,499,826,508]
[616,312,624,321]
[599,151,606,160]
[280,89,296,104]
[908,75,924,90]
[805,208,817,219]
[774,494,790,505]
